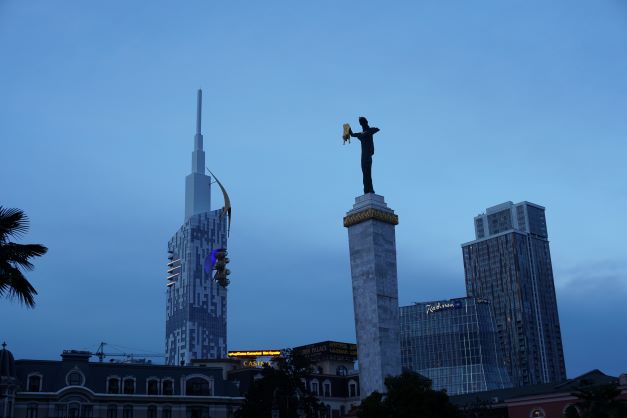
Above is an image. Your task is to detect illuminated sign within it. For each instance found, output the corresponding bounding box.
[293,341,357,362]
[242,360,272,368]
[426,300,462,314]
[228,350,282,358]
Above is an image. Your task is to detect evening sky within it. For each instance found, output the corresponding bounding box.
[1,0,626,377]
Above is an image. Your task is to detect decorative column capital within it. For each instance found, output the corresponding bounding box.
[343,208,399,227]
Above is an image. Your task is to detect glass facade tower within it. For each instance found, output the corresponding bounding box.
[462,201,566,387]
[165,90,229,365]
[400,297,511,395]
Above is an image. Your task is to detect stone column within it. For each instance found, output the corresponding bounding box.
[344,193,401,399]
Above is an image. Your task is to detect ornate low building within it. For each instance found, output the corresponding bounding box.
[451,369,627,418]
[2,346,242,418]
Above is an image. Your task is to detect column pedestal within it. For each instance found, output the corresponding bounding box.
[344,193,401,399]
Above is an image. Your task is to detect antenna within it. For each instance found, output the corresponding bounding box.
[196,89,202,135]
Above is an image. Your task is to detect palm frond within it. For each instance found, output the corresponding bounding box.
[0,264,37,307]
[0,243,48,271]
[0,206,30,242]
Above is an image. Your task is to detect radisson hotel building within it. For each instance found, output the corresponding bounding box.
[399,297,512,395]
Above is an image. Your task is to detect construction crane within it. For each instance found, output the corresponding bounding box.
[94,342,165,363]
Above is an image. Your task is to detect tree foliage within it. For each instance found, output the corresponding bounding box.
[0,206,47,307]
[359,371,462,418]
[572,382,627,418]
[236,349,323,418]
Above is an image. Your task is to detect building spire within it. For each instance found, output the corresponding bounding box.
[185,89,211,220]
[192,89,205,173]
[196,89,202,137]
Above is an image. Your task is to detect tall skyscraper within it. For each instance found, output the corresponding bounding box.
[165,90,229,365]
[400,297,512,395]
[462,201,566,387]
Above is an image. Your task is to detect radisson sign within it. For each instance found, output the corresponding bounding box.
[425,300,463,314]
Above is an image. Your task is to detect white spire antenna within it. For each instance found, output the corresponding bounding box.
[196,89,202,137]
[185,88,211,220]
[192,89,205,173]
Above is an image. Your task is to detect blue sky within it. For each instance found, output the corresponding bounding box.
[1,1,626,378]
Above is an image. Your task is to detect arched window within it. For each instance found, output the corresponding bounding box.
[563,404,580,418]
[348,380,358,398]
[322,380,331,397]
[107,377,120,394]
[147,406,157,418]
[162,407,172,418]
[186,377,212,396]
[27,374,42,392]
[530,408,546,418]
[161,379,174,396]
[336,366,348,376]
[107,406,117,418]
[66,371,84,386]
[310,379,319,396]
[146,379,159,395]
[122,378,135,395]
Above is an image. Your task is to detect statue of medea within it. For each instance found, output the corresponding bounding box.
[343,116,379,195]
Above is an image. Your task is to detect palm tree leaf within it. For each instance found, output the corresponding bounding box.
[0,206,30,242]
[0,243,48,271]
[0,264,37,307]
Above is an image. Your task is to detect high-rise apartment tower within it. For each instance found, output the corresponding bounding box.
[165,90,229,365]
[461,201,566,386]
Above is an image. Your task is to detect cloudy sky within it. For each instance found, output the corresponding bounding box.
[1,1,626,378]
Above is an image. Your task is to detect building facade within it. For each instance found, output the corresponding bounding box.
[399,297,512,395]
[462,201,566,387]
[1,347,242,418]
[223,342,362,417]
[451,369,627,418]
[165,90,229,365]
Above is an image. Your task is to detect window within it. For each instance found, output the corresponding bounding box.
[563,404,580,418]
[55,405,67,418]
[187,407,208,418]
[147,379,159,395]
[162,407,172,418]
[107,406,117,418]
[82,406,93,418]
[123,378,135,394]
[186,377,212,396]
[123,406,133,418]
[310,380,319,396]
[323,381,331,397]
[348,381,357,398]
[27,404,38,418]
[108,378,120,394]
[147,406,157,418]
[67,371,84,386]
[162,379,174,396]
[27,375,42,392]
[530,409,545,418]
[67,403,80,418]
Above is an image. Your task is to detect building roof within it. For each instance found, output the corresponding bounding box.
[450,369,619,407]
